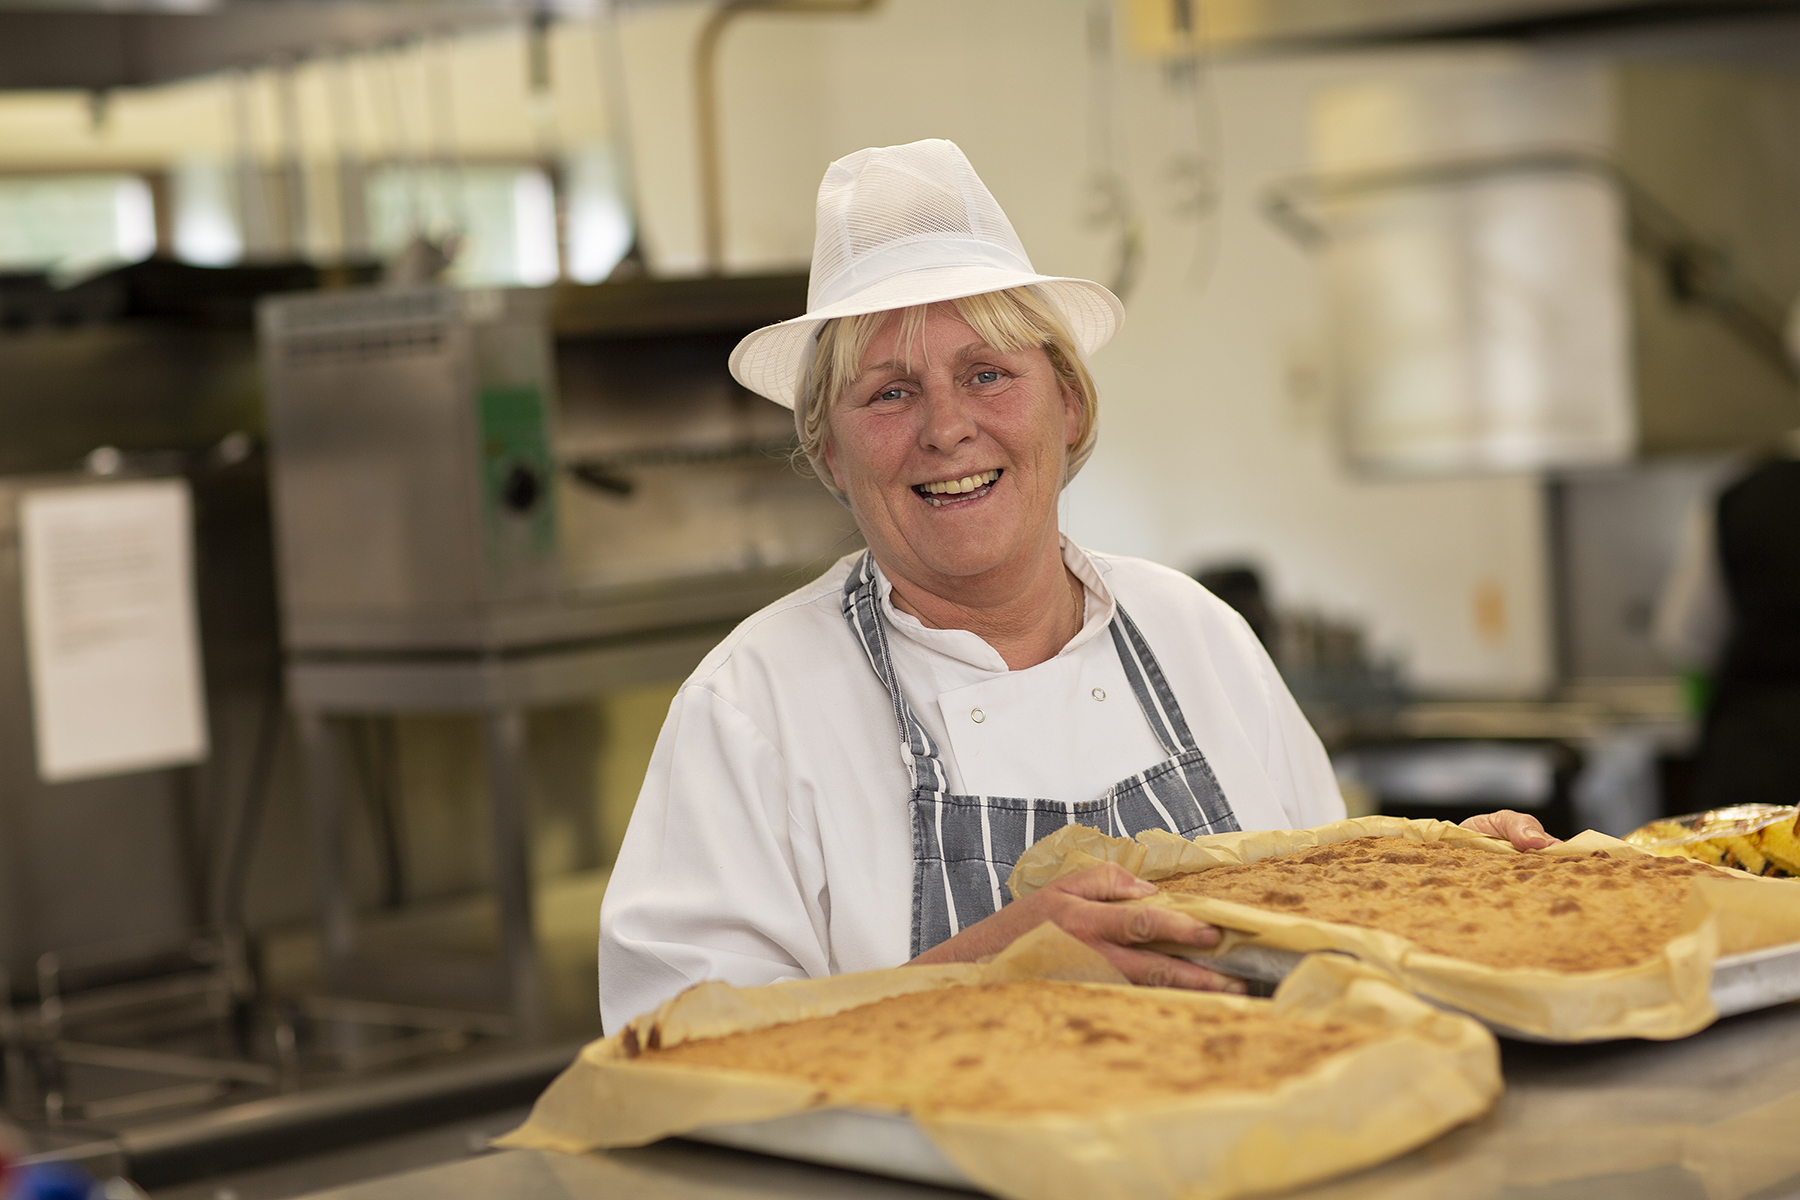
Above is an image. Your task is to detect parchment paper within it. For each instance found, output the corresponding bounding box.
[499,923,1501,1200]
[1008,816,1800,1042]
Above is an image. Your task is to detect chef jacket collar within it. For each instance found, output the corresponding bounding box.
[871,536,1117,673]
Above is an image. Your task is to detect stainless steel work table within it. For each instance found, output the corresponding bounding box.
[289,622,733,1040]
[281,998,1800,1200]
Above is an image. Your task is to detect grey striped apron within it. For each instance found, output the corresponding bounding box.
[841,552,1240,957]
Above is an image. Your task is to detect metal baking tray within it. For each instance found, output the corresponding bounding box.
[686,1107,975,1190]
[1185,940,1800,1040]
[677,944,1800,1190]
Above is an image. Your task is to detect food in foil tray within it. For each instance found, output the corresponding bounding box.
[633,979,1381,1116]
[501,926,1502,1200]
[1156,835,1710,972]
[1626,805,1800,877]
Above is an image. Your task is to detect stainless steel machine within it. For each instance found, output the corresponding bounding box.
[256,275,858,1035]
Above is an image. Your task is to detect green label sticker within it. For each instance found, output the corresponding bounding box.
[478,384,556,560]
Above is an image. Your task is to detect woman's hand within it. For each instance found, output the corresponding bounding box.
[1461,809,1559,850]
[907,863,1245,992]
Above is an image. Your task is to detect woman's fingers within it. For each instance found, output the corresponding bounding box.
[1461,809,1558,850]
[1028,865,1237,990]
[1105,900,1222,949]
[1046,865,1222,948]
[1097,943,1247,993]
[1046,892,1221,952]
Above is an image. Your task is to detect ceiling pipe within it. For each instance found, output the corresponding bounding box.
[694,0,879,276]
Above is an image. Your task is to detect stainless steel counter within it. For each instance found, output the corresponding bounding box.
[285,999,1800,1200]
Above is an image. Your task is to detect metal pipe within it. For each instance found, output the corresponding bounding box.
[482,708,543,1041]
[694,0,879,275]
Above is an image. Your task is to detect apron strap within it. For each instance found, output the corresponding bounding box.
[1108,605,1200,757]
[842,553,948,794]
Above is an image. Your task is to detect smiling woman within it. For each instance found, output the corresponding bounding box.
[595,139,1553,1034]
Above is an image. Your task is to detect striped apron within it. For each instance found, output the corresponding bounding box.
[841,552,1241,957]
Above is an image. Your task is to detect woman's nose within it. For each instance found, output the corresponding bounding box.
[917,384,978,451]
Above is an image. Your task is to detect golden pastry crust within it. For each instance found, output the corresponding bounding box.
[1156,836,1710,972]
[637,980,1382,1116]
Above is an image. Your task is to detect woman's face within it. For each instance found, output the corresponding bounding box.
[822,303,1081,594]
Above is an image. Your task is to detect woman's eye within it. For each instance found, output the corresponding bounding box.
[872,386,909,404]
[971,369,1002,386]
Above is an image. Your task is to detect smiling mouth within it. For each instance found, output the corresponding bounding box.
[914,469,1002,507]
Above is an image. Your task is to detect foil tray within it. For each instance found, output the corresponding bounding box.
[1184,940,1800,1041]
[685,1107,974,1190]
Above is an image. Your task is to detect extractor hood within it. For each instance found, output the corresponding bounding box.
[2,0,1797,91]
[0,2,520,91]
[1194,0,1800,49]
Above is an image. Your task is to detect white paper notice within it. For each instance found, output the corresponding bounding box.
[20,480,209,782]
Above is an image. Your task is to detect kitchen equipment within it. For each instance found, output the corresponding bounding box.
[256,276,858,1035]
[1276,61,1800,474]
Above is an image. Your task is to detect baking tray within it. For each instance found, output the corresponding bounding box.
[678,945,1800,1189]
[685,1107,975,1190]
[1183,940,1800,1041]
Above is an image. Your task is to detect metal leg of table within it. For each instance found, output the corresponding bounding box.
[483,708,544,1040]
[298,711,355,967]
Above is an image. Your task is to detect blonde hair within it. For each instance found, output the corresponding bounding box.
[795,287,1099,502]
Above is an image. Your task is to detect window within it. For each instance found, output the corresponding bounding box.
[0,174,155,275]
[564,143,633,284]
[367,164,560,287]
[171,158,243,267]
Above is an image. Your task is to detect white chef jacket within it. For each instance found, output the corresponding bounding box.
[598,539,1345,1032]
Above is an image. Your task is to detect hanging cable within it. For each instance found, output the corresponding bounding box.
[376,42,422,241]
[1083,0,1143,301]
[327,52,371,262]
[427,32,469,246]
[273,57,309,259]
[230,69,275,260]
[590,0,648,278]
[1160,0,1222,288]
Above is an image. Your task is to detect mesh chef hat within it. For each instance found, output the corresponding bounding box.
[728,138,1124,411]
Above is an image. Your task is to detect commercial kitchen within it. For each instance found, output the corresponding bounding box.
[2,1,1799,1197]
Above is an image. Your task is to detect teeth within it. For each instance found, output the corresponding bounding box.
[919,469,1000,496]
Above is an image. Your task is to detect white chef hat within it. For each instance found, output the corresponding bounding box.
[728,139,1123,414]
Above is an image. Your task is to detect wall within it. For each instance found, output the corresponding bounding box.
[611,1,1555,694]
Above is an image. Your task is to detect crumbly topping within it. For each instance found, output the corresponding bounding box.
[1157,837,1709,971]
[640,980,1381,1116]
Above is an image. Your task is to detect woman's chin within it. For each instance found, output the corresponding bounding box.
[892,532,1045,587]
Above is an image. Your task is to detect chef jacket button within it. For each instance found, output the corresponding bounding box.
[970,708,985,723]
[1091,687,1106,701]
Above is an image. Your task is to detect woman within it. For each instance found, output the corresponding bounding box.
[599,139,1550,1032]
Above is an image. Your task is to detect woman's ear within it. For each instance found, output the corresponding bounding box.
[1061,381,1082,449]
